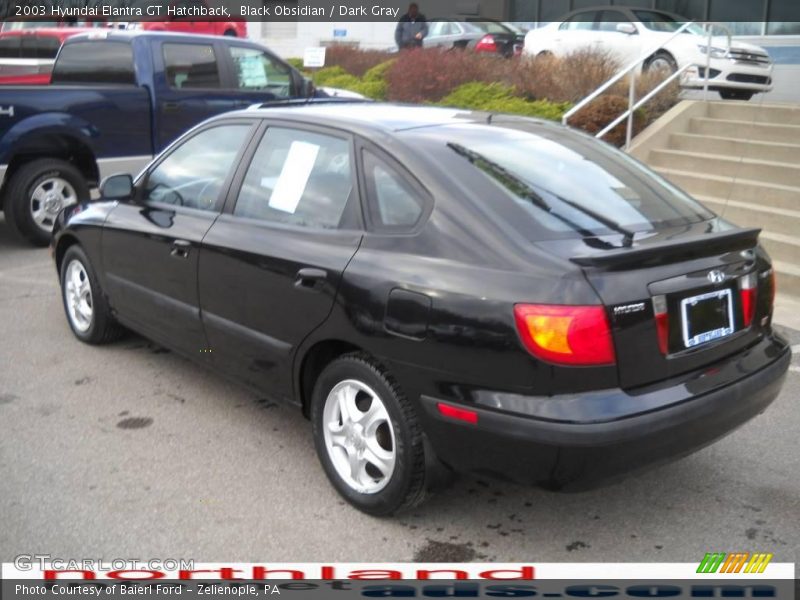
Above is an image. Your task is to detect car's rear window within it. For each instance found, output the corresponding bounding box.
[433,122,714,241]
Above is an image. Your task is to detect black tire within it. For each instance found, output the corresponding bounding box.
[60,245,124,344]
[4,158,89,247]
[311,353,427,515]
[644,51,678,74]
[223,29,237,37]
[719,89,755,101]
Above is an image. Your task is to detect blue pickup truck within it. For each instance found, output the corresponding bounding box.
[0,30,319,245]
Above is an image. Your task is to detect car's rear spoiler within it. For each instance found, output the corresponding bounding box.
[570,227,761,269]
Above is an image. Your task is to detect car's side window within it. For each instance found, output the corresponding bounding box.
[598,10,632,32]
[233,127,354,230]
[142,125,250,211]
[163,43,220,89]
[428,21,447,37]
[560,11,598,31]
[362,150,426,231]
[228,46,292,96]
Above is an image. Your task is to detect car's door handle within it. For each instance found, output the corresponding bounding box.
[163,101,181,112]
[170,239,191,259]
[295,268,327,292]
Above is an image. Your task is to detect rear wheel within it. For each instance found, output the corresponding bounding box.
[223,29,237,37]
[311,353,427,515]
[720,89,755,101]
[4,158,89,246]
[60,245,123,344]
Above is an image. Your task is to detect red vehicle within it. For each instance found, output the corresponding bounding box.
[123,19,246,37]
[0,27,95,84]
[118,0,246,37]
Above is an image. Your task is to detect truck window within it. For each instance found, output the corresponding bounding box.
[51,41,135,85]
[228,46,292,97]
[163,43,220,89]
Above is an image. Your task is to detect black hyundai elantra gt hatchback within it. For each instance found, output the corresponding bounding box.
[52,103,790,515]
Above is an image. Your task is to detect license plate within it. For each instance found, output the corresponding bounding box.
[680,288,735,349]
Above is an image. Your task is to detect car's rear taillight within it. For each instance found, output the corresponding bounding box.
[513,304,615,366]
[652,294,669,355]
[739,272,758,327]
[475,34,497,52]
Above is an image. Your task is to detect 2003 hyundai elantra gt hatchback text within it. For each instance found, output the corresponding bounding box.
[52,102,791,515]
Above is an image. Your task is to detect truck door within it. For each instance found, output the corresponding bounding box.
[154,40,247,150]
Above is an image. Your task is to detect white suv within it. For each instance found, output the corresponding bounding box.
[524,7,773,101]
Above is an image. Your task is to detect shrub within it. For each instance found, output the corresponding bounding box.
[569,95,646,147]
[319,73,363,90]
[438,82,572,121]
[633,69,682,127]
[324,45,394,77]
[312,66,352,86]
[384,48,501,103]
[363,60,394,83]
[509,49,621,103]
[351,79,388,100]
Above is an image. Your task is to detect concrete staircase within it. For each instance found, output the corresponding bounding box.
[630,100,800,297]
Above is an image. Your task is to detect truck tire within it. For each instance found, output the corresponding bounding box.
[4,158,89,247]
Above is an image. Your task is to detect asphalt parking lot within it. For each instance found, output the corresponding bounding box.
[1,216,798,565]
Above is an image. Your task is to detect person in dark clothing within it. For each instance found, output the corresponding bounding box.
[395,3,428,49]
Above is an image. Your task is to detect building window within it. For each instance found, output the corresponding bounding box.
[767,0,800,34]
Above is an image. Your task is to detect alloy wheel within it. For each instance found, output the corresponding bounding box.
[64,259,93,333]
[322,379,397,494]
[31,176,77,233]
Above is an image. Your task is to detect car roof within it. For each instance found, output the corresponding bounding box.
[0,27,94,38]
[236,102,502,134]
[64,29,251,45]
[563,6,674,18]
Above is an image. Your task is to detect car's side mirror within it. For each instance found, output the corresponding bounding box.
[99,173,134,201]
[616,22,637,35]
[302,76,316,98]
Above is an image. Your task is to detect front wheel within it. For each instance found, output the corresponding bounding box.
[311,353,427,515]
[644,51,678,74]
[720,89,755,101]
[3,158,89,246]
[60,245,124,344]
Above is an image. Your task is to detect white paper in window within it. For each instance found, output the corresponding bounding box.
[268,141,319,214]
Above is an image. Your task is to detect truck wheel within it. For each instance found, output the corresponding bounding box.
[60,245,124,344]
[4,158,89,247]
[311,353,427,515]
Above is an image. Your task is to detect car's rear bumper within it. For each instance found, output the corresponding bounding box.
[417,334,790,489]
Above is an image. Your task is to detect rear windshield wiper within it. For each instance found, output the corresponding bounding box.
[447,143,635,247]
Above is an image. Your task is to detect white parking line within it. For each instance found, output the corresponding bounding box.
[790,366,800,374]
[792,344,800,354]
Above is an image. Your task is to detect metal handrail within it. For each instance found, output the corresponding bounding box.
[561,21,733,149]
